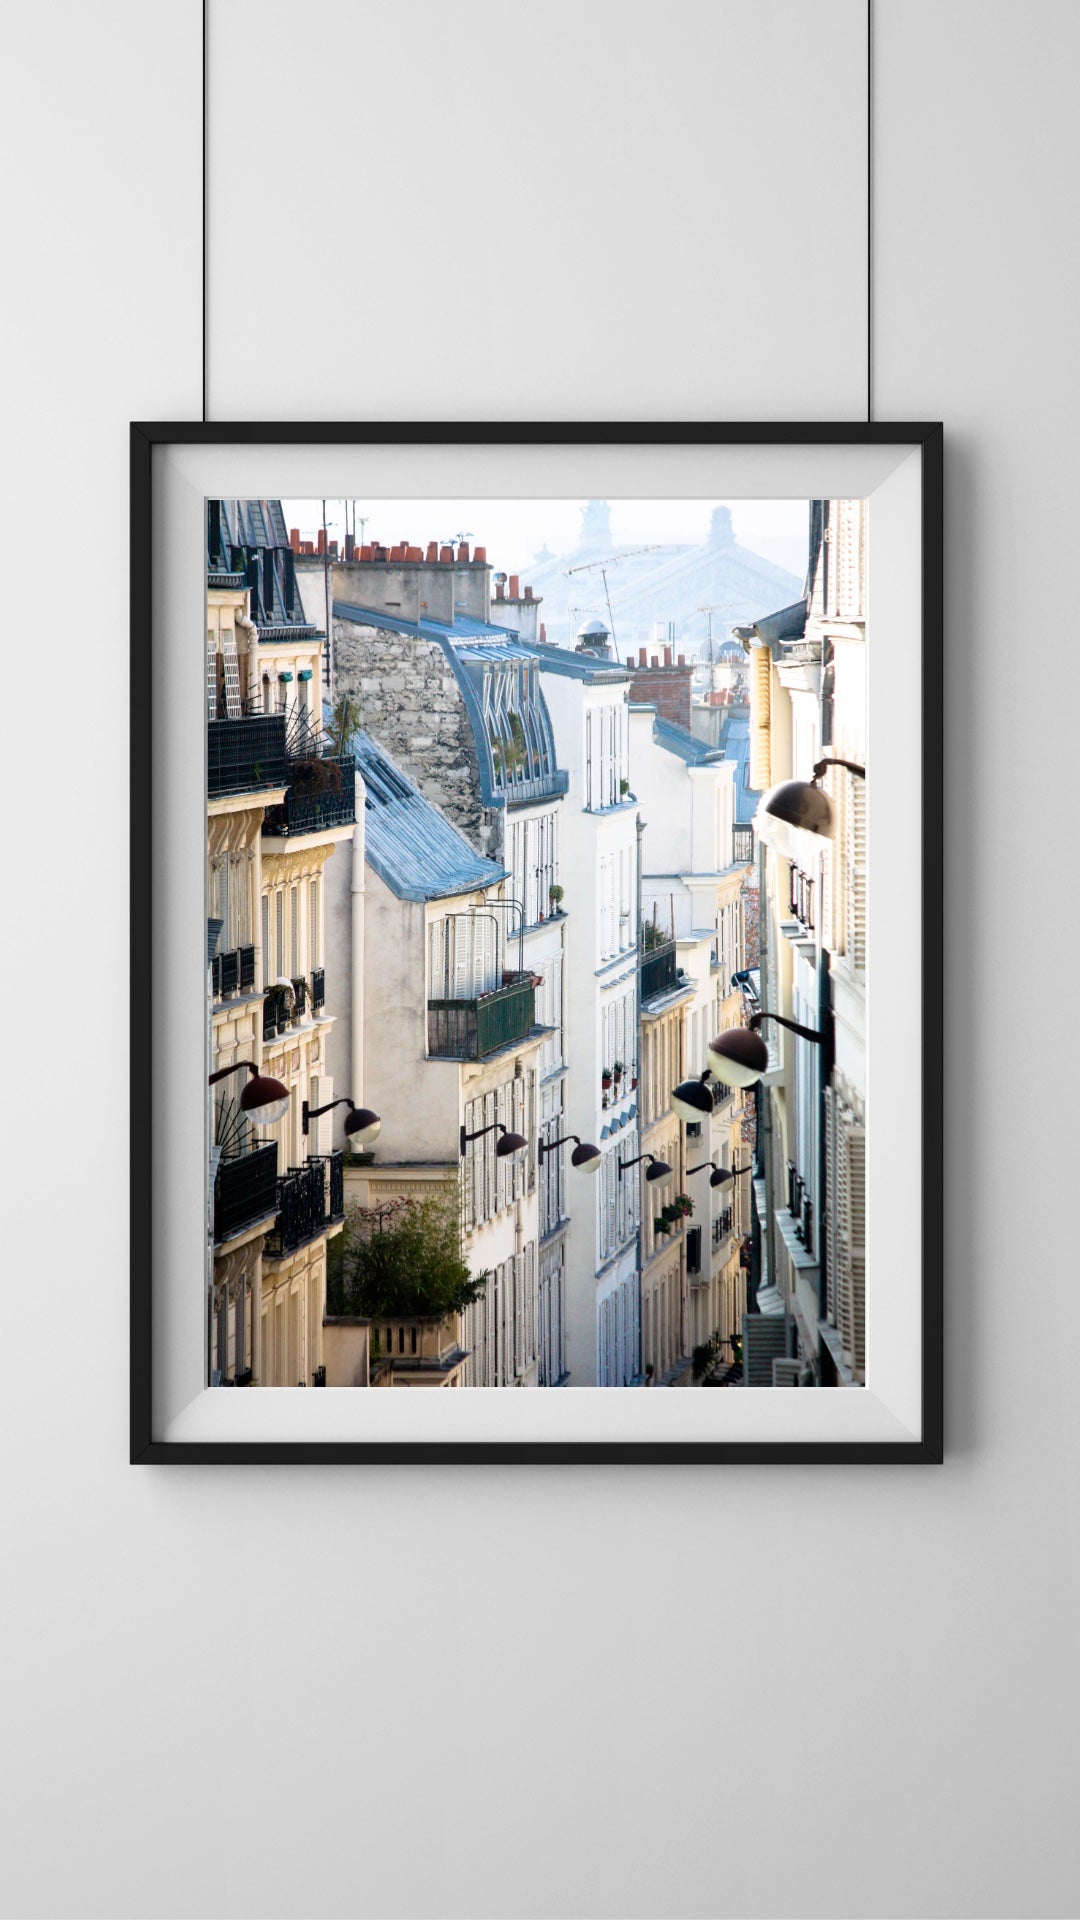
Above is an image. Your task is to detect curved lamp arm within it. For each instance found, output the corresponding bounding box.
[208,1060,258,1086]
[812,756,866,781]
[750,1011,826,1046]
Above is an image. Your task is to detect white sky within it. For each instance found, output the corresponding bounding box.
[281,497,809,582]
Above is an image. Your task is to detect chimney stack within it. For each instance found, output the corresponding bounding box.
[317,528,327,556]
[663,644,672,667]
[344,533,355,561]
[473,545,487,564]
[289,528,300,553]
[426,541,438,562]
[495,581,505,599]
[508,574,520,598]
[523,584,533,600]
[638,647,647,666]
[458,540,470,563]
[439,545,453,564]
[677,653,685,666]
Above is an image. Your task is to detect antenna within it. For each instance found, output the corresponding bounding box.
[565,546,661,649]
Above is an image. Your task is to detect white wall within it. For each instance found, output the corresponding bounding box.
[5,1,1079,1915]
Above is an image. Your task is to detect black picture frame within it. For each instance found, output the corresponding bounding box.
[131,420,943,1464]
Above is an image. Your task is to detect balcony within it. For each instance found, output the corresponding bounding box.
[712,1206,734,1248]
[262,756,355,838]
[427,971,536,1060]
[639,937,678,1004]
[207,714,288,799]
[263,982,296,1041]
[264,1151,345,1258]
[789,864,815,932]
[214,1141,278,1242]
[733,823,754,865]
[211,944,256,1001]
[311,966,325,1012]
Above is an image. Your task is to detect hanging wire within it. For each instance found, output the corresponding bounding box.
[867,0,873,423]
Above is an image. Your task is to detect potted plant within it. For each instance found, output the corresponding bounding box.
[548,883,565,911]
[654,1217,669,1237]
[674,1193,694,1218]
[619,777,630,796]
[612,1059,624,1087]
[601,1067,612,1089]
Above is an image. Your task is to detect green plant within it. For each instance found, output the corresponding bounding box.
[612,1060,624,1077]
[654,1217,669,1236]
[673,1193,694,1217]
[330,691,363,760]
[548,883,565,906]
[619,776,630,795]
[641,918,667,951]
[331,1185,488,1321]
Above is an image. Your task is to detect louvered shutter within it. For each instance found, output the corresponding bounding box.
[836,500,864,619]
[309,879,320,969]
[207,636,218,719]
[220,629,242,718]
[289,887,299,978]
[275,891,284,979]
[823,1088,838,1324]
[833,1109,866,1377]
[749,645,772,792]
[844,772,867,971]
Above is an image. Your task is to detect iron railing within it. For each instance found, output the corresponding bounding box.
[733,823,754,865]
[262,757,356,837]
[264,1150,344,1258]
[213,1141,278,1242]
[785,1163,814,1254]
[207,714,288,798]
[290,976,307,1020]
[639,937,678,1003]
[427,973,536,1060]
[212,944,256,1000]
[789,864,815,931]
[262,983,295,1041]
[712,1207,734,1247]
[310,966,325,1011]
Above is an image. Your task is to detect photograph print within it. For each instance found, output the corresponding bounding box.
[206,489,868,1395]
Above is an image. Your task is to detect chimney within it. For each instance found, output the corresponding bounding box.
[626,656,634,670]
[390,543,405,561]
[540,622,547,642]
[344,533,355,561]
[508,574,520,598]
[495,582,505,599]
[663,644,672,667]
[426,541,438,562]
[458,540,470,563]
[651,654,659,668]
[678,653,685,666]
[638,647,647,666]
[473,545,486,564]
[359,544,373,561]
[329,539,339,559]
[439,545,453,563]
[289,528,300,553]
[317,528,327,556]
[373,544,388,562]
[302,541,315,556]
[406,546,422,561]
[523,584,533,600]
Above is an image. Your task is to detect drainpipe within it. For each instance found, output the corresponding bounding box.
[757,834,777,1307]
[350,773,367,1115]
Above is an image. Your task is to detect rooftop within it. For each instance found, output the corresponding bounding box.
[353,730,509,904]
[650,714,725,766]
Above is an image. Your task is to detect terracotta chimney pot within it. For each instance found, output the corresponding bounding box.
[473,545,487,564]
[440,545,453,564]
[508,574,520,598]
[458,541,470,563]
[426,541,438,562]
[638,647,647,666]
[317,529,327,556]
[289,528,300,553]
[359,544,373,562]
[663,644,672,666]
[523,584,533,600]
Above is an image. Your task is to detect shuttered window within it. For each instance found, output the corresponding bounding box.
[825,1088,866,1382]
[749,645,772,792]
[275,891,284,979]
[429,914,499,999]
[309,879,320,969]
[845,772,867,971]
[261,895,270,993]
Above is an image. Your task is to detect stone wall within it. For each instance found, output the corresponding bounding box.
[334,617,496,857]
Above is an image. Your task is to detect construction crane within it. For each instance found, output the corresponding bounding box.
[565,546,662,649]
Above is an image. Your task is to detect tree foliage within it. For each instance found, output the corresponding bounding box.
[331,1186,488,1321]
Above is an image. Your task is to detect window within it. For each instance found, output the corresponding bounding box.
[289,886,299,978]
[509,810,558,926]
[309,878,320,970]
[429,914,499,999]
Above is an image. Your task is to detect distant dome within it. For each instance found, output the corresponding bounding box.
[708,505,735,548]
[577,617,610,640]
[716,638,745,663]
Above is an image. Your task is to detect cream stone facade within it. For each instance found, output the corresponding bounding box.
[206,504,355,1388]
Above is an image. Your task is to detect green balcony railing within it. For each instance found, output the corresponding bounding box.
[427,973,536,1060]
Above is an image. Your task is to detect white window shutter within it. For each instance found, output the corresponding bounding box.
[749,646,772,792]
[844,772,867,971]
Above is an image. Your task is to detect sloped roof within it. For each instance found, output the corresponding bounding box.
[353,730,508,903]
[335,604,568,807]
[651,714,725,766]
[532,642,630,684]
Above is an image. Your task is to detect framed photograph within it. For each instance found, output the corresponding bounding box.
[131,421,942,1463]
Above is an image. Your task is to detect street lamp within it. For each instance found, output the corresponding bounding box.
[686,1158,753,1189]
[753,756,866,861]
[208,1060,290,1125]
[671,1069,714,1124]
[617,1150,671,1183]
[707,1011,832,1088]
[539,1133,601,1175]
[460,1119,528,1158]
[302,1097,381,1149]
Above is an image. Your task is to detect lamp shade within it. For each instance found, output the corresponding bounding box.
[344,1105,381,1148]
[671,1074,713,1123]
[571,1141,602,1175]
[239,1070,290,1125]
[495,1130,528,1158]
[707,1028,770,1088]
[645,1157,672,1183]
[710,1166,735,1188]
[753,778,833,862]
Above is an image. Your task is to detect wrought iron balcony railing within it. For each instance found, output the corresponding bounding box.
[310,966,325,1011]
[639,937,678,1003]
[427,972,536,1060]
[262,757,356,838]
[712,1207,734,1247]
[207,714,288,799]
[262,982,296,1041]
[733,823,754,865]
[263,1150,345,1258]
[211,944,256,1001]
[213,1141,278,1242]
[789,864,815,932]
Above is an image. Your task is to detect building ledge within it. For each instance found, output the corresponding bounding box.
[213,1211,276,1254]
[774,1207,819,1273]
